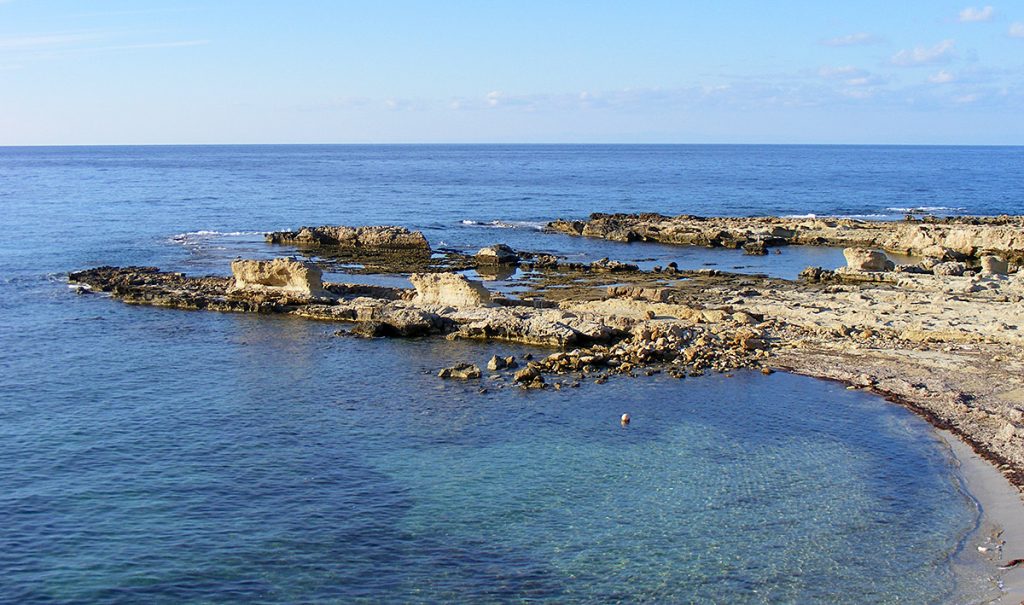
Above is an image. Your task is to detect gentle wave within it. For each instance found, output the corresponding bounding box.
[169,230,265,244]
[460,219,547,231]
[782,213,895,220]
[886,206,965,213]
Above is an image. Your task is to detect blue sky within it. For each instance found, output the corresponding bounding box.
[1,1,1022,144]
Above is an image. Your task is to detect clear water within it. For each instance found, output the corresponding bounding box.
[2,145,1018,603]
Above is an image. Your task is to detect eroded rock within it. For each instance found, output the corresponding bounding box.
[843,248,889,272]
[410,273,492,308]
[229,258,330,298]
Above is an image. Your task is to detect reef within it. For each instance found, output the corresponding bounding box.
[548,213,1024,264]
[69,221,1024,494]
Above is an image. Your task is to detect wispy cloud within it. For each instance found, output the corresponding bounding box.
[90,40,208,52]
[928,70,956,83]
[820,32,881,47]
[1010,22,1024,37]
[0,33,100,50]
[958,6,994,22]
[891,40,956,66]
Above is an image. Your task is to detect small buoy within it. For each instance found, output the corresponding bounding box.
[621,413,631,426]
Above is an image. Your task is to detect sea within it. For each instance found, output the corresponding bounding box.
[1,145,1021,603]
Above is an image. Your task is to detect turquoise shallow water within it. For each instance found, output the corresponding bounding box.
[1,145,1015,602]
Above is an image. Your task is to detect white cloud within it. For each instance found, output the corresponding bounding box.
[958,6,995,22]
[820,32,880,47]
[928,70,956,83]
[1010,22,1024,37]
[891,40,956,66]
[818,65,864,78]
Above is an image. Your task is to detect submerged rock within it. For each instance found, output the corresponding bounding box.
[438,363,482,380]
[410,272,493,308]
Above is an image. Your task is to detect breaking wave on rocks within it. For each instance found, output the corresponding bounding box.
[460,219,547,231]
[169,230,265,244]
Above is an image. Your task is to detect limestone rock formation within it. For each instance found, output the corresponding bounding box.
[266,225,430,250]
[842,248,889,272]
[981,255,1009,276]
[475,244,519,265]
[229,258,329,298]
[410,272,492,307]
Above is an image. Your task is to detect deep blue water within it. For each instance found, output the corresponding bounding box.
[1,145,1020,603]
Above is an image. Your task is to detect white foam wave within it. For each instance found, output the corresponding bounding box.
[170,230,263,243]
[460,219,546,231]
[784,213,896,220]
[885,206,965,213]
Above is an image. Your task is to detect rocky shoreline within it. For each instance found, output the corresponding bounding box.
[69,221,1024,496]
[548,212,1024,264]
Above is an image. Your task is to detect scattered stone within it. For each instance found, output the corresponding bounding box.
[438,363,482,380]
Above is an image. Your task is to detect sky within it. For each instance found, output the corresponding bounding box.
[1,1,1023,145]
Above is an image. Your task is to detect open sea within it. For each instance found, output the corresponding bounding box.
[1,145,1021,603]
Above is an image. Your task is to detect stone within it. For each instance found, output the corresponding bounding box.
[229,258,329,298]
[410,272,492,307]
[513,364,541,383]
[981,255,1008,276]
[743,240,768,255]
[842,248,889,272]
[933,261,967,277]
[487,355,507,371]
[475,244,519,265]
[438,363,481,380]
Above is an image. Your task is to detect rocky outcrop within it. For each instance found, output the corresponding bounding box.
[475,244,519,265]
[229,258,330,298]
[266,225,430,251]
[410,272,492,308]
[842,248,890,272]
[548,213,1024,263]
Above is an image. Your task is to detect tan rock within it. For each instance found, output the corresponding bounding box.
[229,258,328,297]
[981,255,1009,276]
[410,273,492,308]
[475,244,519,265]
[843,248,889,272]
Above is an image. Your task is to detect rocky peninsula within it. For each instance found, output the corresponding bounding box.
[70,222,1024,501]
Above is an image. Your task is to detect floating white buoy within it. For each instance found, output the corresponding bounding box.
[621,413,631,426]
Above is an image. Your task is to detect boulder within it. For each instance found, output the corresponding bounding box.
[487,355,507,371]
[742,240,768,255]
[981,255,1009,276]
[842,248,889,272]
[476,244,519,265]
[933,261,968,277]
[229,258,329,297]
[410,272,492,307]
[438,363,481,380]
